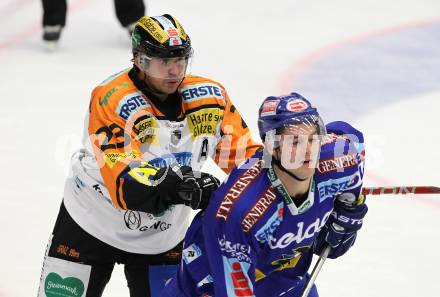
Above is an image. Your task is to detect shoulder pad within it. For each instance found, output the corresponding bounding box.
[320,121,364,161]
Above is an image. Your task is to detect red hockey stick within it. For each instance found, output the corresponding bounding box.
[362,186,440,195]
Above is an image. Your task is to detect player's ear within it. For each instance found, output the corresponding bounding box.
[133,52,141,69]
[133,52,149,71]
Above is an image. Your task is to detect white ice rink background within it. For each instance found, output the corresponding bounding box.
[0,0,439,296]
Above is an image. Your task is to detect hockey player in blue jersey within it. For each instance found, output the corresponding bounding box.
[161,93,368,297]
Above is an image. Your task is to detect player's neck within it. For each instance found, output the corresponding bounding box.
[274,165,311,198]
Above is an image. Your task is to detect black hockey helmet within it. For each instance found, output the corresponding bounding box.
[132,14,192,58]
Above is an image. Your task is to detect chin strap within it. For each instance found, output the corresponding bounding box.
[271,158,308,182]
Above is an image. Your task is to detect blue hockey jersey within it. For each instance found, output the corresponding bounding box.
[162,121,366,297]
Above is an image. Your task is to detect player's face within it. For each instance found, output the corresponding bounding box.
[276,123,321,179]
[145,56,188,94]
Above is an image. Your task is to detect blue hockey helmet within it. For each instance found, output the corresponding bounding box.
[257,92,326,141]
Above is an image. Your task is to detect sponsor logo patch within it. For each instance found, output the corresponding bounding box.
[180,83,225,102]
[104,151,140,168]
[124,210,172,232]
[183,244,203,265]
[44,272,85,297]
[317,153,359,174]
[197,275,214,288]
[116,92,149,120]
[254,203,283,242]
[218,236,252,263]
[222,257,254,297]
[138,221,171,232]
[169,37,182,46]
[99,82,129,106]
[124,211,142,230]
[138,17,168,44]
[167,28,178,37]
[56,245,80,259]
[148,152,193,168]
[241,187,277,232]
[134,116,158,144]
[286,99,308,112]
[260,99,279,116]
[317,169,362,202]
[216,161,262,220]
[269,210,332,249]
[187,108,223,139]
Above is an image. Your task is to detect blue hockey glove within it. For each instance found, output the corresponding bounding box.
[314,198,368,259]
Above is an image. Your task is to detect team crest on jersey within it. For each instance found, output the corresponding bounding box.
[271,246,310,272]
[171,130,182,145]
[164,121,185,146]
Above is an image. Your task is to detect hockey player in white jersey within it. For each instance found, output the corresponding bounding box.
[37,14,261,297]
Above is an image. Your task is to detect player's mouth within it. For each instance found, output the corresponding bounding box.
[165,79,180,85]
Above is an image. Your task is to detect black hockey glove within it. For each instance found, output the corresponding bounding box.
[121,163,220,214]
[151,164,195,209]
[175,172,220,210]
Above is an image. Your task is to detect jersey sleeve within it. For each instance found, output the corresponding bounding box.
[319,120,366,204]
[203,197,258,297]
[87,86,174,214]
[214,92,262,174]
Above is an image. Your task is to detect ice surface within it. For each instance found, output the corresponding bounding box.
[1,0,439,296]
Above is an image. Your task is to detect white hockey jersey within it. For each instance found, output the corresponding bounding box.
[63,69,261,254]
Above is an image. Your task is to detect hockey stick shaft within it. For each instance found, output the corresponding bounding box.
[300,245,331,297]
[299,186,438,296]
[362,186,440,195]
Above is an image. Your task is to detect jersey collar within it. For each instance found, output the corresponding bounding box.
[267,165,315,215]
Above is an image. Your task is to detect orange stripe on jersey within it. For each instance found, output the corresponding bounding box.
[117,178,128,209]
